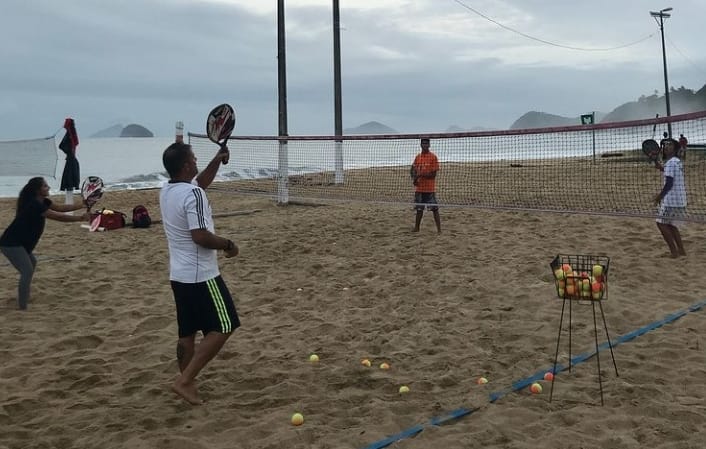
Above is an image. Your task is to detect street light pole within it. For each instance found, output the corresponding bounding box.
[650,7,672,137]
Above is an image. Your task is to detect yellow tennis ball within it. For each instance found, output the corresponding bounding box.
[309,354,319,363]
[379,362,390,370]
[399,385,410,394]
[361,359,371,367]
[530,382,543,394]
[477,376,488,385]
[291,412,304,426]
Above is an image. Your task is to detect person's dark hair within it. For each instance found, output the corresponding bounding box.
[16,177,45,215]
[664,138,679,154]
[420,137,430,145]
[663,132,669,138]
[162,142,192,178]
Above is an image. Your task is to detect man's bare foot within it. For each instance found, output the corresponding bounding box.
[412,228,420,233]
[172,379,203,405]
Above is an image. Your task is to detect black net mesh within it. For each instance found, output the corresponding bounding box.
[189,111,706,221]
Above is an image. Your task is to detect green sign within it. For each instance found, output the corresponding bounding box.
[581,113,595,125]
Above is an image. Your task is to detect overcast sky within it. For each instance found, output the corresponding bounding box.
[1,0,704,139]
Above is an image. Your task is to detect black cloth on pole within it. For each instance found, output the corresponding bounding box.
[59,118,80,191]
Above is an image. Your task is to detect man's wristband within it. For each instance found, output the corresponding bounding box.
[225,239,235,251]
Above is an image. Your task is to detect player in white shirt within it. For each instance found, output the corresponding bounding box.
[654,138,687,258]
[160,142,240,405]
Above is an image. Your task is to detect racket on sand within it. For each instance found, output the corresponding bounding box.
[206,103,236,165]
[89,213,103,232]
[81,176,104,211]
[641,139,660,164]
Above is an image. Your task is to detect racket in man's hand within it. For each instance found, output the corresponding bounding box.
[206,104,236,165]
[81,176,104,212]
[641,139,661,165]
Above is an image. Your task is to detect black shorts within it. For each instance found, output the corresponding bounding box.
[414,192,438,211]
[171,276,240,338]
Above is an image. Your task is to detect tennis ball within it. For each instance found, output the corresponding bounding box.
[477,376,488,385]
[379,362,390,370]
[309,354,319,363]
[530,383,543,394]
[553,268,565,280]
[592,264,603,278]
[591,281,604,300]
[291,412,304,426]
[543,372,554,381]
[565,283,576,297]
[561,264,573,273]
[580,279,590,292]
[361,359,371,367]
[399,385,410,394]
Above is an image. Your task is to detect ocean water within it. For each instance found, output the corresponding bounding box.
[0,137,173,198]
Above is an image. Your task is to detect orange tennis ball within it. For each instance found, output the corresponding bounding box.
[543,372,554,381]
[379,362,390,370]
[361,359,371,367]
[530,382,543,394]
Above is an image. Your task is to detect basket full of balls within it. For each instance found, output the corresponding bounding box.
[550,254,609,301]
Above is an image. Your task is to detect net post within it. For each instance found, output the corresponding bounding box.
[278,139,289,204]
[334,140,344,184]
[175,121,184,143]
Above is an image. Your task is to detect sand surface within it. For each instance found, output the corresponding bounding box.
[1,182,705,449]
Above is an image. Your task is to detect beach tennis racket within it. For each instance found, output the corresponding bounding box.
[641,139,660,164]
[89,213,103,232]
[81,176,104,211]
[206,103,236,165]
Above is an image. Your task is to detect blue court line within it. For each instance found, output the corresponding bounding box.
[362,299,706,449]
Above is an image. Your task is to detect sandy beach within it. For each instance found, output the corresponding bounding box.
[1,177,705,449]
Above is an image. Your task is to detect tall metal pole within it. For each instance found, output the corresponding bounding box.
[333,0,344,184]
[651,8,672,137]
[278,0,288,138]
[277,0,289,204]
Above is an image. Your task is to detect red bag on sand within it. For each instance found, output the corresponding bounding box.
[90,209,127,230]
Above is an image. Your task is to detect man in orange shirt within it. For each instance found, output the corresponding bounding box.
[411,137,441,233]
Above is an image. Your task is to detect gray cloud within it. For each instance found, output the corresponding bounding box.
[0,0,704,139]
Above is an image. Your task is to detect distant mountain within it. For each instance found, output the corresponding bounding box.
[601,85,706,123]
[344,121,398,135]
[90,123,154,138]
[120,124,153,138]
[510,111,608,129]
[445,125,497,133]
[509,83,706,129]
[510,112,577,129]
[90,124,123,138]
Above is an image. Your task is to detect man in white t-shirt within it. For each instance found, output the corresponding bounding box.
[654,138,687,258]
[160,142,240,405]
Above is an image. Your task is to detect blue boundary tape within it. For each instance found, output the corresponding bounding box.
[361,299,706,449]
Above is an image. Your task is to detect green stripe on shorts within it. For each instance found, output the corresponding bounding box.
[207,278,232,333]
